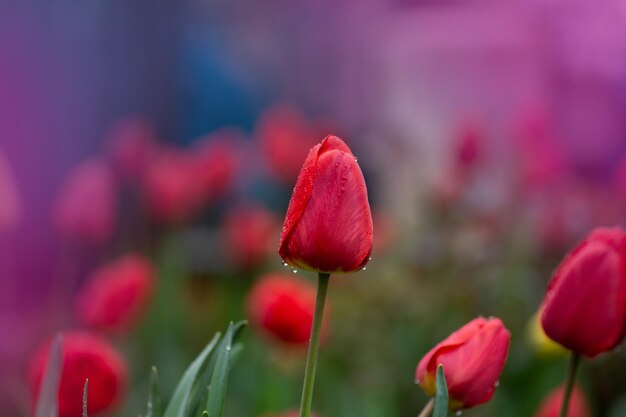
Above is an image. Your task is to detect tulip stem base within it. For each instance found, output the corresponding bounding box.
[417,399,434,417]
[559,352,581,417]
[299,272,330,417]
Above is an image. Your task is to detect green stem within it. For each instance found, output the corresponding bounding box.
[299,272,330,417]
[417,398,434,417]
[558,352,581,417]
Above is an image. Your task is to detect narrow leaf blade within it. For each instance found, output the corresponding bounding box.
[146,367,162,417]
[205,321,247,417]
[35,333,63,417]
[433,364,449,417]
[162,334,221,417]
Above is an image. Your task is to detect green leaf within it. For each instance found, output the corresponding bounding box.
[162,334,221,417]
[433,364,448,417]
[82,379,89,417]
[205,321,247,417]
[35,333,63,417]
[147,367,162,417]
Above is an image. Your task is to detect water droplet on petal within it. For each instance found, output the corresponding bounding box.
[291,267,298,274]
[282,262,288,267]
[494,380,500,388]
[362,267,367,271]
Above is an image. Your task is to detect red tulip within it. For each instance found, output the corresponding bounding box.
[0,148,20,231]
[540,227,626,357]
[416,317,510,411]
[535,386,591,417]
[75,254,155,333]
[224,204,279,269]
[141,148,203,223]
[257,104,320,184]
[105,117,158,182]
[278,135,373,274]
[454,120,483,173]
[193,130,240,201]
[53,158,118,244]
[247,274,327,346]
[28,332,127,417]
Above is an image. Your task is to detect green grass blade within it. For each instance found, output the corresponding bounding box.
[147,367,162,417]
[205,321,247,417]
[35,333,63,417]
[163,334,221,417]
[433,365,448,417]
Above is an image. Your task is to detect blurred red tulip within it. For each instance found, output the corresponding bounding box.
[278,135,373,273]
[224,204,279,269]
[75,254,155,333]
[28,332,127,417]
[53,158,118,244]
[257,104,320,184]
[141,148,203,223]
[535,386,591,417]
[193,130,240,201]
[247,274,327,346]
[416,317,510,411]
[105,117,158,182]
[454,121,483,173]
[541,227,626,357]
[0,149,20,231]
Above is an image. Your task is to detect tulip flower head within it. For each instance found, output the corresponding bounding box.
[193,131,240,201]
[535,386,591,417]
[278,135,373,274]
[53,158,118,245]
[247,274,326,346]
[28,332,127,417]
[541,227,626,357]
[75,254,155,333]
[416,317,510,411]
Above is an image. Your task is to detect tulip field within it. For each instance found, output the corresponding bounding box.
[3,3,626,417]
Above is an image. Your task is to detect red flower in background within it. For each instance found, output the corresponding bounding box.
[416,317,510,411]
[535,386,591,417]
[141,148,203,223]
[453,120,483,174]
[0,148,21,231]
[28,332,127,417]
[224,204,279,269]
[247,274,327,346]
[257,104,320,184]
[541,227,626,357]
[192,130,240,201]
[105,117,158,182]
[278,135,373,273]
[53,158,118,245]
[75,254,155,333]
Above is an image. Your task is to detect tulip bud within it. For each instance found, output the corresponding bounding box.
[278,135,373,273]
[75,254,155,333]
[28,332,127,417]
[141,148,203,223]
[540,227,626,357]
[223,204,279,269]
[535,386,591,417]
[193,131,240,201]
[247,274,327,346]
[416,317,510,411]
[53,158,118,245]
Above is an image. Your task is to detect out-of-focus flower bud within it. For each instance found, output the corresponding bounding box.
[247,274,327,346]
[223,204,279,270]
[105,117,158,182]
[534,386,591,417]
[28,332,127,417]
[75,254,155,333]
[53,158,118,244]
